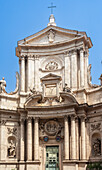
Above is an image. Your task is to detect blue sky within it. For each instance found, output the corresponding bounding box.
[0,0,102,92]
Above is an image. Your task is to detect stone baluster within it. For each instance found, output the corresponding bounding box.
[20,56,25,92]
[34,117,39,160]
[71,115,76,159]
[20,119,25,161]
[80,49,84,88]
[81,116,86,160]
[27,117,32,161]
[64,116,69,159]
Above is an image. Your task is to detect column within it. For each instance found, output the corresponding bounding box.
[27,117,32,161]
[71,50,77,89]
[81,116,86,159]
[71,115,76,159]
[75,117,79,160]
[80,49,84,87]
[34,118,39,160]
[64,116,69,159]
[20,56,25,92]
[20,119,25,161]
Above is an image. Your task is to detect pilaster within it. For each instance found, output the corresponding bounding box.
[80,49,84,88]
[71,115,76,160]
[34,117,39,161]
[20,119,25,161]
[71,50,78,89]
[20,56,25,92]
[80,116,86,160]
[64,116,69,159]
[27,117,32,161]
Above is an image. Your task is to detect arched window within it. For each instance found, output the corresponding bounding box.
[92,133,101,156]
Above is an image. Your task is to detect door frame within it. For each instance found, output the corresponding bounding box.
[43,143,61,170]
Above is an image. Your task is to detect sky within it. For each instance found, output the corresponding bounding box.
[0,0,102,92]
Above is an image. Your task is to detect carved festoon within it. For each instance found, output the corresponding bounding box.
[7,128,17,136]
[91,123,101,131]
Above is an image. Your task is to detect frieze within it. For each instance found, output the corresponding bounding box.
[91,123,101,131]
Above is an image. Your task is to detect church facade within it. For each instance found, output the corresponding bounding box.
[0,15,102,170]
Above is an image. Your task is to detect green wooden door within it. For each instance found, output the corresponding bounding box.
[46,146,59,170]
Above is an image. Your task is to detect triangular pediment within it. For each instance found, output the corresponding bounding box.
[41,73,61,82]
[18,25,92,47]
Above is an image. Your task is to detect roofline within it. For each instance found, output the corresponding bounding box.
[17,25,92,47]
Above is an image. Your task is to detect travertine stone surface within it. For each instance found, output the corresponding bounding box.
[0,14,102,170]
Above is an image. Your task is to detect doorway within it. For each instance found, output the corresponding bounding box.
[46,146,59,170]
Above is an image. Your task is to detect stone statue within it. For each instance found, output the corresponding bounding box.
[88,64,92,84]
[93,138,101,156]
[8,139,16,157]
[99,74,102,86]
[63,83,71,93]
[0,77,6,93]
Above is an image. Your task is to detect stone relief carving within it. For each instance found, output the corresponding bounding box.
[7,128,17,136]
[44,120,62,136]
[8,137,16,158]
[0,120,7,125]
[92,138,101,156]
[39,123,45,135]
[45,61,58,71]
[48,29,55,43]
[91,123,101,131]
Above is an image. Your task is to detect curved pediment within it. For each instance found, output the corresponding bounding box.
[25,91,78,108]
[17,25,92,49]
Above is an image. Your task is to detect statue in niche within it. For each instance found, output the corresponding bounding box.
[92,138,101,156]
[8,139,16,158]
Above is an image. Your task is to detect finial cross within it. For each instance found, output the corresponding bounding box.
[48,3,56,14]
